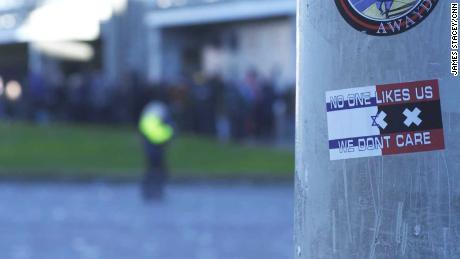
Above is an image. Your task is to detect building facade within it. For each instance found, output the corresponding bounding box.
[143,0,296,87]
[0,0,295,90]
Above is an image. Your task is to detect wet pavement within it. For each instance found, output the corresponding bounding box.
[0,182,293,259]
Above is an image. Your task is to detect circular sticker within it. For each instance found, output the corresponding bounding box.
[335,0,439,36]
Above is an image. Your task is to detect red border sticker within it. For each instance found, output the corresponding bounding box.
[334,0,439,36]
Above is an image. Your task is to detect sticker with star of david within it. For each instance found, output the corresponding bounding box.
[325,79,444,160]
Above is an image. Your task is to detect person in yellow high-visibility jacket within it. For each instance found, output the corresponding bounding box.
[139,101,174,200]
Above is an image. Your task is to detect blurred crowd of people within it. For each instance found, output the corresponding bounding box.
[1,69,295,142]
[168,70,295,141]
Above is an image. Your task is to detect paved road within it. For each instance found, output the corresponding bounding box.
[0,183,293,259]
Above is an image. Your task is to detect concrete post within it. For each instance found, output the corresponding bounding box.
[295,1,459,258]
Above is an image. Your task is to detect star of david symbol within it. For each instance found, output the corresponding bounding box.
[371,111,388,129]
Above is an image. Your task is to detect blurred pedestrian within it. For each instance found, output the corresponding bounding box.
[139,101,174,201]
[191,73,216,136]
[238,70,261,137]
[255,81,275,139]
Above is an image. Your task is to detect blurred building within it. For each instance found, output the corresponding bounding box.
[0,0,35,81]
[142,0,296,87]
[0,0,296,142]
[0,0,295,87]
[0,0,127,85]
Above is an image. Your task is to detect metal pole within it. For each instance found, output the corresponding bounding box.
[295,0,459,258]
